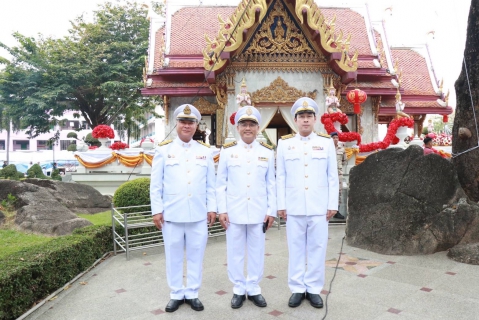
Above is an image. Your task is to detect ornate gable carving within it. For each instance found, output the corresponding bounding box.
[251,77,317,103]
[192,97,219,115]
[236,0,325,64]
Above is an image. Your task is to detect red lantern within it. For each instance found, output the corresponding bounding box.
[347,88,367,114]
[443,115,448,123]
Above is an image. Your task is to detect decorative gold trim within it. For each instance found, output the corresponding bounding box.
[295,0,358,72]
[371,96,381,124]
[163,95,169,125]
[216,108,225,147]
[230,62,329,73]
[191,97,219,115]
[203,0,268,71]
[376,37,387,69]
[251,76,317,103]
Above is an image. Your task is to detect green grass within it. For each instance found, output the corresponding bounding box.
[0,230,52,259]
[78,210,112,226]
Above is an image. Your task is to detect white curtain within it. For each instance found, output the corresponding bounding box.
[258,106,278,132]
[279,107,297,133]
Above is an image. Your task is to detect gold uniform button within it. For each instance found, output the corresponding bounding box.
[188,194,191,197]
[305,187,308,190]
[187,170,190,173]
[247,172,250,175]
[304,152,307,155]
[186,160,189,162]
[188,181,191,184]
[247,185,250,187]
[305,164,308,167]
[305,175,308,178]
[247,160,250,163]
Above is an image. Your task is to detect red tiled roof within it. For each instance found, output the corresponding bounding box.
[381,100,444,108]
[169,6,236,55]
[347,81,396,89]
[357,60,379,68]
[150,81,208,88]
[168,60,204,68]
[154,27,165,70]
[321,8,372,56]
[391,49,437,96]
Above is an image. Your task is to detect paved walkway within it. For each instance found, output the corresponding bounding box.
[26,225,479,320]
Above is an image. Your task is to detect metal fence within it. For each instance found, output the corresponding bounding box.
[111,204,227,260]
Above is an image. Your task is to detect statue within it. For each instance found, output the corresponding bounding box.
[236,77,252,107]
[395,89,411,119]
[274,19,285,41]
[325,81,343,114]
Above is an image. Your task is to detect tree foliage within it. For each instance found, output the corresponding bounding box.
[0,1,162,138]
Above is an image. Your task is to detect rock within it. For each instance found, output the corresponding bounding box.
[0,180,92,236]
[0,210,4,225]
[23,179,111,213]
[448,243,479,265]
[346,145,479,255]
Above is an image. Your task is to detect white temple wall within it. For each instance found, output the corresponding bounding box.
[359,98,379,144]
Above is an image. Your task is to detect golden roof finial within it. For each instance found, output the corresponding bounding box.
[395,88,402,103]
[439,78,444,91]
[393,59,399,74]
[445,89,450,105]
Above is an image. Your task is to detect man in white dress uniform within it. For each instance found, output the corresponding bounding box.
[276,97,339,308]
[216,106,276,309]
[150,104,217,312]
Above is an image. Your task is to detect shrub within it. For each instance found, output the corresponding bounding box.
[67,144,77,152]
[26,164,47,179]
[113,178,151,213]
[51,169,62,181]
[0,225,112,320]
[0,164,20,180]
[66,132,78,139]
[84,133,101,147]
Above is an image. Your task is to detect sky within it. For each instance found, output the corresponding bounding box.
[0,0,472,108]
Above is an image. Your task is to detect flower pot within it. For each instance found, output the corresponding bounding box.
[97,138,109,150]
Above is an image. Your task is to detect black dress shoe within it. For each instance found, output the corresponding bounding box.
[247,294,267,307]
[306,292,324,308]
[288,293,305,308]
[165,299,184,312]
[185,298,204,311]
[231,294,246,309]
[334,212,345,219]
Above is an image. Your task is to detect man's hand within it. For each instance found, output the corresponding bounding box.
[326,210,337,221]
[207,212,217,228]
[277,210,287,221]
[218,213,230,230]
[264,215,275,231]
[153,213,164,230]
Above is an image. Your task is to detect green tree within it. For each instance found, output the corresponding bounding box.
[0,1,161,138]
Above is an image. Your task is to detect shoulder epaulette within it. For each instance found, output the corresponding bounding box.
[196,140,210,148]
[317,132,331,139]
[281,133,295,140]
[260,141,274,150]
[223,141,237,149]
[158,139,173,146]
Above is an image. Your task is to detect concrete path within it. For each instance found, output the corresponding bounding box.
[26,225,479,320]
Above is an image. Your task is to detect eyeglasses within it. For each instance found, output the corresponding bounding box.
[238,122,258,128]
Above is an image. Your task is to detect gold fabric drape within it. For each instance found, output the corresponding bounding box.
[75,152,155,169]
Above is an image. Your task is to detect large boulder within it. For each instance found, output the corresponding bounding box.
[448,243,479,265]
[23,179,111,213]
[0,180,92,235]
[346,145,479,255]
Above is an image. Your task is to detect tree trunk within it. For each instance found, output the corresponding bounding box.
[453,0,479,201]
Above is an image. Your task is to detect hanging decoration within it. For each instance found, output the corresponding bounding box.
[346,88,367,114]
[443,115,448,123]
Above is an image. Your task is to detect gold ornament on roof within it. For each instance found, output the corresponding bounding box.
[251,77,317,104]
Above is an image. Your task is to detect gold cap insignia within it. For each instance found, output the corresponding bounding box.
[302,100,309,107]
[246,107,253,116]
[184,105,191,115]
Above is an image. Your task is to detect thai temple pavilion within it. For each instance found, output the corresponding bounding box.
[141,0,452,147]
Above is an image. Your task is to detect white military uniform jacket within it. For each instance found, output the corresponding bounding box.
[276,132,339,216]
[216,139,277,224]
[150,137,216,222]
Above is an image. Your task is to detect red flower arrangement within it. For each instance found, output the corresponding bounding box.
[321,112,348,125]
[230,112,237,125]
[110,141,129,150]
[320,112,361,144]
[88,146,98,150]
[358,117,414,152]
[92,124,115,139]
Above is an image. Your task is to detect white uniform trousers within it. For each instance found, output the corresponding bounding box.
[226,223,265,295]
[162,219,208,299]
[286,215,328,294]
